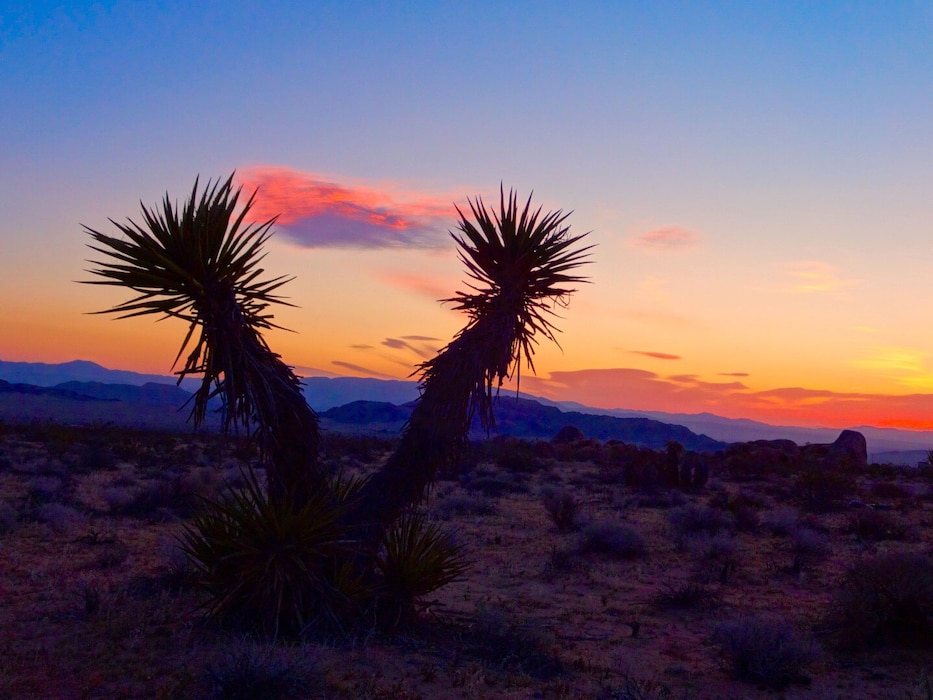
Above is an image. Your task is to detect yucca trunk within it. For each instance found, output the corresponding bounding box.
[352,302,533,546]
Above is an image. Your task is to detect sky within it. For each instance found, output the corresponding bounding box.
[2,2,932,430]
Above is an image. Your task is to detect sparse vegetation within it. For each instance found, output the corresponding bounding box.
[713,615,819,689]
[1,421,932,697]
[830,549,933,650]
[578,520,647,559]
[541,486,582,532]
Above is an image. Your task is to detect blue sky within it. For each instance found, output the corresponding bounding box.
[2,2,932,427]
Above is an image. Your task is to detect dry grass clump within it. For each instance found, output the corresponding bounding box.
[205,638,318,699]
[578,520,647,559]
[653,577,719,611]
[668,503,731,538]
[712,615,819,689]
[842,507,912,542]
[829,549,933,651]
[541,486,582,532]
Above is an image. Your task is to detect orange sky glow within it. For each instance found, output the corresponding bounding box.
[3,4,932,435]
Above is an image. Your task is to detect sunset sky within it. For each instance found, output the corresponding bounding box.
[2,2,932,429]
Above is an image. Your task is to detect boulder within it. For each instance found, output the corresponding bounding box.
[551,425,586,444]
[828,430,868,469]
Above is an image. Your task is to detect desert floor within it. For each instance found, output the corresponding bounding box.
[1,421,931,699]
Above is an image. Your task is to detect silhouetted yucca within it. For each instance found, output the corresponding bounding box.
[374,510,469,627]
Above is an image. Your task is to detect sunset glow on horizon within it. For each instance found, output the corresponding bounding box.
[2,3,932,432]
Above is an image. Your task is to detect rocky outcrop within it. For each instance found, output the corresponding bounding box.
[551,425,586,444]
[828,429,868,468]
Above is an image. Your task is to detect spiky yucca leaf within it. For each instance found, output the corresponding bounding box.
[443,186,593,429]
[178,468,368,638]
[352,187,592,540]
[375,510,470,627]
[83,174,301,435]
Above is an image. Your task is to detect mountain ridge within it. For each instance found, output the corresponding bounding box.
[3,359,932,458]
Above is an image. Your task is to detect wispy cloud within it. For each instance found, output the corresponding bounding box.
[330,360,399,379]
[779,261,856,294]
[629,350,681,360]
[855,347,933,389]
[718,372,749,378]
[237,167,459,249]
[516,366,933,429]
[381,336,439,360]
[375,271,454,300]
[630,226,700,252]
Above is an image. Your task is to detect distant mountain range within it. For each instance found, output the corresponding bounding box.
[3,359,932,461]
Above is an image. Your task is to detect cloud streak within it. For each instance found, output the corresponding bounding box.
[238,167,458,249]
[630,226,700,252]
[375,271,454,300]
[517,366,933,429]
[629,350,681,360]
[779,261,856,294]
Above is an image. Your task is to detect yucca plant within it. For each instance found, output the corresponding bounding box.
[178,467,369,638]
[352,186,592,541]
[83,177,591,635]
[83,175,323,508]
[374,510,469,628]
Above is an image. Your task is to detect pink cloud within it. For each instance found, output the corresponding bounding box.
[237,167,459,249]
[631,226,700,252]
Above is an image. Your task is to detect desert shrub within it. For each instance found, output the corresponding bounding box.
[206,640,314,700]
[713,615,818,689]
[623,449,667,491]
[461,470,529,497]
[668,504,730,537]
[26,475,65,504]
[710,491,764,532]
[830,550,933,650]
[87,542,130,570]
[32,502,84,532]
[102,486,135,513]
[763,506,799,536]
[654,578,719,610]
[632,490,687,509]
[869,480,913,500]
[790,526,832,563]
[470,602,564,678]
[599,673,695,700]
[75,439,116,472]
[179,469,365,638]
[542,546,585,578]
[119,470,221,519]
[843,508,911,542]
[681,532,737,564]
[491,438,544,473]
[0,501,19,534]
[795,462,856,512]
[431,493,495,520]
[541,487,581,532]
[374,510,470,628]
[905,670,933,700]
[578,520,647,559]
[731,505,761,532]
